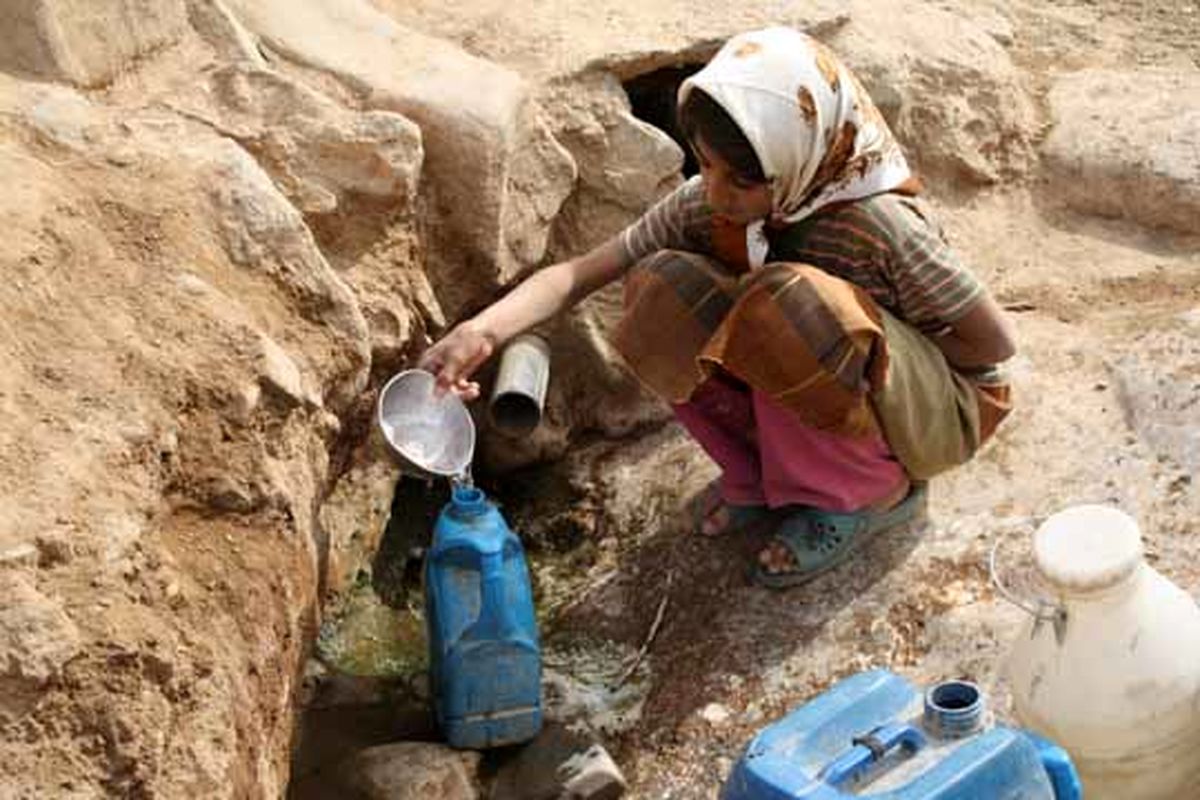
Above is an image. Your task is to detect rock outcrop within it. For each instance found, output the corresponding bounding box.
[1,0,1197,797]
[1042,68,1200,233]
[1,0,191,87]
[221,0,577,318]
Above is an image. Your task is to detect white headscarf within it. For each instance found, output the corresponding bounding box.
[680,27,911,267]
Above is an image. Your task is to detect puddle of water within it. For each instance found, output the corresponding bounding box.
[315,582,650,732]
[543,638,651,737]
[307,468,655,758]
[316,579,427,678]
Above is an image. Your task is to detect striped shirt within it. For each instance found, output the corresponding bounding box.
[618,176,984,337]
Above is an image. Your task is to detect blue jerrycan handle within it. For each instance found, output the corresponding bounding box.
[473,550,516,638]
[817,723,928,787]
[1023,731,1083,800]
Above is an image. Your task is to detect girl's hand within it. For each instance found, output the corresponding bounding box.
[414,238,628,400]
[417,321,496,400]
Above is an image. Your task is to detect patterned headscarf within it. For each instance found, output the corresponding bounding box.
[680,27,911,266]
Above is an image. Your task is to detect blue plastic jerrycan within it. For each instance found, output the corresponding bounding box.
[424,484,542,749]
[722,669,1081,800]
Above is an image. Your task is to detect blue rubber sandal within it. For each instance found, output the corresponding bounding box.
[754,482,928,590]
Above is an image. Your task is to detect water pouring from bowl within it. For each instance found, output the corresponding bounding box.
[377,369,476,482]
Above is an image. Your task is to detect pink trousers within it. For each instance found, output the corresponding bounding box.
[672,374,907,512]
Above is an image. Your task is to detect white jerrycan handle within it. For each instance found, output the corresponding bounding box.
[989,537,1069,645]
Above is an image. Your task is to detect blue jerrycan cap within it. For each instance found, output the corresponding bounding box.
[449,484,488,516]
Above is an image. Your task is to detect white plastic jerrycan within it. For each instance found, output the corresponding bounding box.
[1003,505,1200,799]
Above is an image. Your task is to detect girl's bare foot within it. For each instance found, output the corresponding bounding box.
[688,481,770,538]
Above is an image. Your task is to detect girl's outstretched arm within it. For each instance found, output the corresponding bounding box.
[418,236,629,398]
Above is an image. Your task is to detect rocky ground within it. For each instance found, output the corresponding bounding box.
[386,1,1200,796]
[0,0,1197,798]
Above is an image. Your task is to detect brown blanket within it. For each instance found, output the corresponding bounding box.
[613,249,1012,479]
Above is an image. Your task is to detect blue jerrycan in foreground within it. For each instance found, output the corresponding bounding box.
[425,484,542,749]
[722,669,1081,800]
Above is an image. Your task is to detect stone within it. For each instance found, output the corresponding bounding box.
[829,0,1036,185]
[0,543,39,570]
[504,424,715,568]
[162,109,415,416]
[0,572,82,684]
[501,110,578,267]
[380,0,1033,189]
[317,435,399,596]
[558,744,627,800]
[197,135,371,410]
[0,75,369,796]
[1043,68,1200,234]
[477,74,683,470]
[369,0,848,81]
[541,72,683,257]
[220,0,563,317]
[334,742,480,800]
[187,0,267,66]
[1110,322,1200,477]
[485,723,623,800]
[194,65,424,217]
[0,0,190,87]
[973,5,1017,47]
[257,332,317,409]
[699,702,731,726]
[16,81,97,149]
[227,381,262,423]
[203,474,259,513]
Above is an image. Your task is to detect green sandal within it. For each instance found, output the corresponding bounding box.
[754,483,928,590]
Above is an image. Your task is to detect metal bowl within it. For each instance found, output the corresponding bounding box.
[377,369,475,478]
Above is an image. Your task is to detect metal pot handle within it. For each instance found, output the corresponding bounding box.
[989,537,1069,645]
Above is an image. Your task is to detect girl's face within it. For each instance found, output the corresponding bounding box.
[693,136,774,225]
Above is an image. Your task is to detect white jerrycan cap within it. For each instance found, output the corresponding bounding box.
[1033,504,1144,593]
